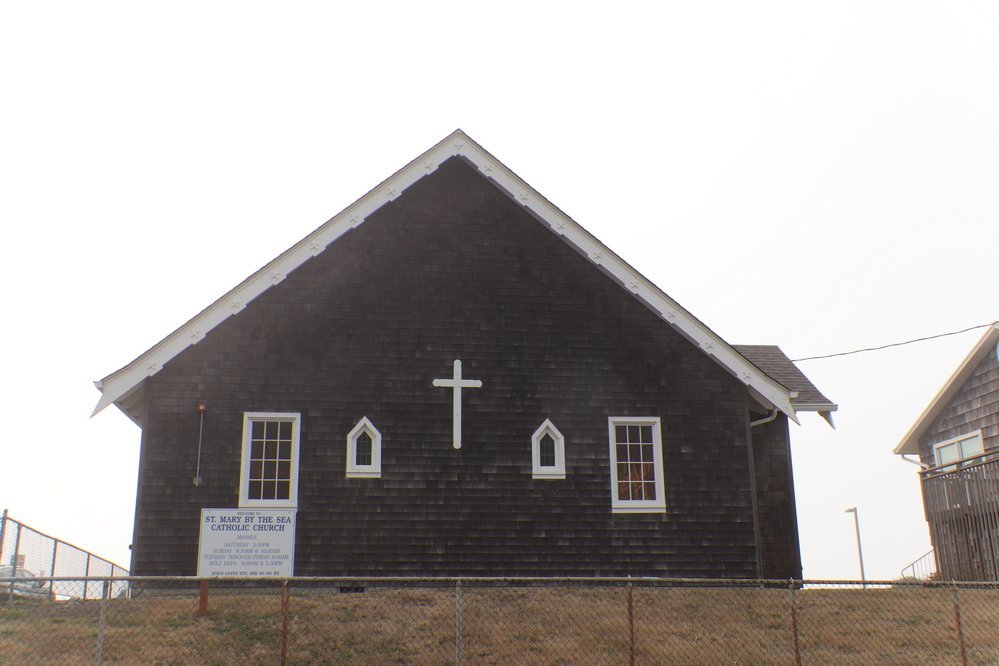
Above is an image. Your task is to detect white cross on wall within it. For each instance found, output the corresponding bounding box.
[432,359,483,449]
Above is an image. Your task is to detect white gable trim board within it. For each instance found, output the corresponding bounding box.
[92,130,798,423]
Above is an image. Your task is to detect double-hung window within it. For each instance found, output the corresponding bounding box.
[238,412,301,508]
[608,417,665,513]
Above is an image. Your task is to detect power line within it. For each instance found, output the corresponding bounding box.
[792,321,998,362]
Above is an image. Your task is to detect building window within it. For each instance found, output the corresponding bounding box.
[608,417,665,513]
[239,412,301,508]
[540,434,556,466]
[933,431,984,469]
[532,419,566,479]
[347,417,382,478]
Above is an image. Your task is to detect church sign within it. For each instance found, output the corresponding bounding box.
[197,509,296,577]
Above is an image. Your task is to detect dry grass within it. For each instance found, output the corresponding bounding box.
[2,584,998,664]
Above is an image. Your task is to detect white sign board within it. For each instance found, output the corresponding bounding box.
[197,508,296,577]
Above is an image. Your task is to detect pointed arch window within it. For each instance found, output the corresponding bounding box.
[346,417,382,478]
[532,419,566,479]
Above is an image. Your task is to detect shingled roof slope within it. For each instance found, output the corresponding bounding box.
[734,345,837,422]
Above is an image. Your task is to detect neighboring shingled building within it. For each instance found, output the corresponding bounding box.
[94,130,835,579]
[895,323,999,580]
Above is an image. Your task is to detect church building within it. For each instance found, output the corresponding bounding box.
[93,130,835,579]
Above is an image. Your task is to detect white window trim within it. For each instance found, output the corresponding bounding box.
[608,416,666,513]
[346,417,382,479]
[932,430,984,467]
[238,412,301,509]
[532,419,566,479]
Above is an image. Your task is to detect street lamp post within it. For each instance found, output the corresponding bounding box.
[844,507,866,588]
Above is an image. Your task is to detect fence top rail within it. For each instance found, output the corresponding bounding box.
[0,514,129,573]
[6,575,999,589]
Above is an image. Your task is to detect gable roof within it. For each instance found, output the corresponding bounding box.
[894,322,999,455]
[733,345,837,425]
[93,129,802,424]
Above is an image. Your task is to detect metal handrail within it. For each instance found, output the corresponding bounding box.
[900,549,936,580]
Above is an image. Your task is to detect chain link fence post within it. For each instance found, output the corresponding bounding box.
[0,509,7,564]
[83,553,92,600]
[198,580,209,616]
[280,580,290,666]
[0,510,7,602]
[952,584,967,666]
[7,522,22,602]
[49,540,59,602]
[789,580,802,666]
[455,578,463,666]
[627,577,635,666]
[94,580,109,666]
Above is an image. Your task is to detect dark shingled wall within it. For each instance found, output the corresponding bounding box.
[750,414,802,580]
[130,156,794,578]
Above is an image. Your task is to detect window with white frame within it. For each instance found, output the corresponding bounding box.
[608,417,665,513]
[933,431,984,469]
[532,419,566,479]
[239,412,301,508]
[346,417,382,478]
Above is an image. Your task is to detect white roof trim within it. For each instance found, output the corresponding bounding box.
[792,402,839,412]
[894,323,999,455]
[93,129,798,422]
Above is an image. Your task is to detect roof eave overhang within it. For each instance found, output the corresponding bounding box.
[792,402,838,428]
[792,402,838,413]
[93,129,800,424]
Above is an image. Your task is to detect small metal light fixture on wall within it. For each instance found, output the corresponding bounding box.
[194,402,207,486]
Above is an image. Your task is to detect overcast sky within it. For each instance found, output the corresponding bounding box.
[2,2,997,580]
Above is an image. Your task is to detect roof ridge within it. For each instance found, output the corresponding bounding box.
[93,130,799,423]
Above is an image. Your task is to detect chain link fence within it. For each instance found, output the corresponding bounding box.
[0,511,129,602]
[2,576,998,664]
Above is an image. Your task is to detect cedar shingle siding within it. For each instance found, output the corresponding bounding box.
[131,156,799,578]
[751,415,802,580]
[918,351,999,465]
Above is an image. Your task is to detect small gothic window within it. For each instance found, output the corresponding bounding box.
[539,433,556,468]
[355,431,373,466]
[346,417,382,478]
[531,420,566,479]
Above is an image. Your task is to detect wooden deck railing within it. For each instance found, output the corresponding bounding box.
[920,450,999,581]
